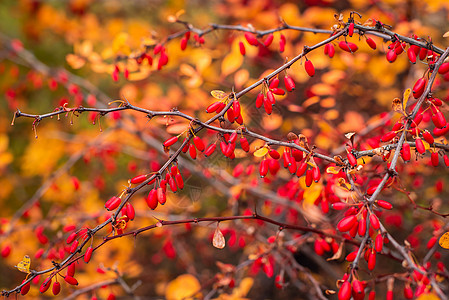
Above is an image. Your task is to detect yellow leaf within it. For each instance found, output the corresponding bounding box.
[231,277,254,298]
[326,166,340,174]
[416,293,441,300]
[439,232,449,249]
[112,32,131,55]
[15,255,31,273]
[444,31,449,38]
[221,50,243,77]
[213,226,226,249]
[253,147,268,157]
[403,88,411,111]
[211,90,227,99]
[165,274,201,300]
[66,54,86,69]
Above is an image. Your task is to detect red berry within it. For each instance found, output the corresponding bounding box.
[163,136,178,148]
[284,75,295,92]
[40,278,52,293]
[438,62,449,74]
[347,152,357,167]
[84,246,93,263]
[64,276,78,286]
[338,280,351,300]
[431,152,439,167]
[412,78,426,99]
[238,41,245,55]
[370,214,380,230]
[304,59,315,77]
[264,34,274,47]
[204,143,217,157]
[180,37,188,51]
[376,200,392,210]
[305,169,313,187]
[381,131,396,142]
[348,23,354,37]
[244,32,258,46]
[401,143,411,162]
[66,232,77,244]
[337,215,357,232]
[21,280,31,295]
[157,187,166,205]
[415,138,425,154]
[366,37,376,50]
[52,281,61,295]
[339,41,358,53]
[67,262,76,277]
[407,47,417,63]
[130,174,147,184]
[146,189,158,210]
[193,136,205,152]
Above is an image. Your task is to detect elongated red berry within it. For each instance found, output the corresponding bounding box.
[337,215,357,232]
[376,200,392,210]
[366,37,376,50]
[296,162,307,177]
[193,136,205,152]
[105,196,121,211]
[263,96,273,115]
[415,138,425,154]
[259,159,268,178]
[338,280,351,300]
[375,234,383,252]
[438,62,449,74]
[332,202,347,210]
[239,137,249,152]
[433,111,447,129]
[412,78,426,99]
[269,78,279,89]
[312,166,320,182]
[264,33,274,47]
[407,47,416,63]
[206,102,221,113]
[70,240,79,254]
[370,214,380,230]
[239,41,246,56]
[124,202,135,220]
[157,187,166,205]
[269,149,280,159]
[423,130,434,144]
[146,189,158,210]
[189,144,197,159]
[40,278,52,293]
[348,23,354,37]
[347,152,357,167]
[21,280,31,295]
[304,59,315,77]
[130,174,146,184]
[84,246,93,263]
[339,41,358,53]
[284,75,295,92]
[431,152,439,167]
[266,90,276,105]
[204,143,216,157]
[386,50,397,63]
[367,250,376,270]
[358,217,366,236]
[64,276,78,286]
[427,236,437,249]
[180,37,188,51]
[305,169,313,187]
[52,281,61,295]
[381,131,396,142]
[401,143,411,162]
[244,32,258,46]
[66,232,77,244]
[67,262,75,277]
[163,136,178,148]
